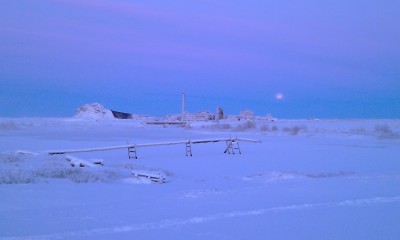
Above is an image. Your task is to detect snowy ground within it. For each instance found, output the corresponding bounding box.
[1,118,400,240]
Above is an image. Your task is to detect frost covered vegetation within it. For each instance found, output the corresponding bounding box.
[0,151,173,185]
[0,118,400,239]
[189,118,400,138]
[0,152,121,184]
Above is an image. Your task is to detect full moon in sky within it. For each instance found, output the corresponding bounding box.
[275,93,284,100]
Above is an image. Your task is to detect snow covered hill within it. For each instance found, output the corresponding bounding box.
[74,103,114,119]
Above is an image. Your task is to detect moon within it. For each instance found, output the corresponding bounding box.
[275,93,284,100]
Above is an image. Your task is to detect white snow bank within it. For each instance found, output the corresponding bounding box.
[74,103,114,119]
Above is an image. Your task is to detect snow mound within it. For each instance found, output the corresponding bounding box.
[242,171,355,183]
[74,103,114,119]
[122,177,153,185]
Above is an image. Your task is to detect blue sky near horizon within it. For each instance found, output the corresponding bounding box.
[1,0,399,118]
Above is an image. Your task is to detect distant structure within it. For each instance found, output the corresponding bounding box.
[131,115,154,121]
[111,110,133,119]
[181,93,186,121]
[239,109,255,120]
[177,94,224,121]
[216,107,224,120]
[74,98,275,123]
[228,109,255,121]
[185,111,214,121]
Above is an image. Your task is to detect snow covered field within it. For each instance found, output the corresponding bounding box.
[1,118,400,240]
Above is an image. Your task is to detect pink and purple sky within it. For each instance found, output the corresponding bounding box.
[1,0,399,118]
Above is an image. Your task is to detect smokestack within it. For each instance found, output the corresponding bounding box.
[181,93,185,121]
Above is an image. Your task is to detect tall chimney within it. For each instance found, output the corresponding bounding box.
[181,93,185,121]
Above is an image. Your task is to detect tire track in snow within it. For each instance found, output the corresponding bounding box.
[2,195,400,240]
